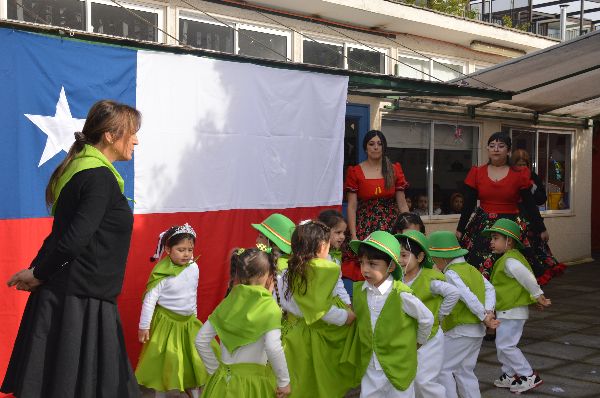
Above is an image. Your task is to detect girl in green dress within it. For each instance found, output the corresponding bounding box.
[278,220,358,397]
[196,248,291,398]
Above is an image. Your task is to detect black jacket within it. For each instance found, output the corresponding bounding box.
[31,167,133,302]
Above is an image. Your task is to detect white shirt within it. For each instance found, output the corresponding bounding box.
[403,268,461,320]
[277,270,349,325]
[443,257,496,338]
[362,275,434,370]
[496,257,544,320]
[195,320,290,388]
[139,262,198,329]
[328,253,352,305]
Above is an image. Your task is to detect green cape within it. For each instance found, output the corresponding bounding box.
[291,258,340,325]
[52,144,124,214]
[209,284,281,353]
[144,257,193,296]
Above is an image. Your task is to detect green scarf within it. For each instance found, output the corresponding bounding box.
[144,257,192,296]
[52,144,124,215]
[330,248,342,265]
[209,284,281,353]
[291,258,340,325]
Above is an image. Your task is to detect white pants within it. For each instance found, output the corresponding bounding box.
[360,366,415,398]
[438,335,482,398]
[496,318,532,377]
[414,327,446,398]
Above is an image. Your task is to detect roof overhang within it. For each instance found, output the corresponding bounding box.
[453,29,600,119]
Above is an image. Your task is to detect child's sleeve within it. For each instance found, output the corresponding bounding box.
[482,276,496,312]
[505,258,544,298]
[401,292,434,345]
[194,320,219,375]
[446,270,486,320]
[334,272,351,305]
[139,282,163,330]
[321,306,349,325]
[431,280,460,319]
[264,329,291,388]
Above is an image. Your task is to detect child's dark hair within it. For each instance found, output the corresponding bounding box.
[284,221,330,300]
[317,209,346,229]
[150,225,196,262]
[393,212,426,234]
[357,244,392,264]
[398,237,425,259]
[363,130,395,190]
[231,248,276,285]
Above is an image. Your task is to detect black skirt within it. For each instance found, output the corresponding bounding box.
[1,286,140,398]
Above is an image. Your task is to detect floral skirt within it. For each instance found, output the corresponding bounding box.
[342,197,399,282]
[460,208,564,285]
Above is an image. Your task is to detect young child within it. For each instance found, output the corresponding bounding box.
[196,248,291,398]
[277,220,358,397]
[136,224,209,398]
[393,212,426,234]
[252,213,296,272]
[395,230,460,398]
[483,219,551,394]
[348,230,434,398]
[428,231,499,398]
[414,194,428,216]
[318,209,351,304]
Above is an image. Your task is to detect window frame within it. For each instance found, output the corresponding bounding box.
[236,22,292,61]
[505,126,575,215]
[396,51,466,82]
[301,36,345,68]
[176,11,236,53]
[381,115,481,219]
[346,42,388,74]
[87,0,164,42]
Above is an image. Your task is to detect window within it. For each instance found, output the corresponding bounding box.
[8,0,85,30]
[396,54,465,82]
[238,25,289,61]
[538,132,572,211]
[504,127,573,211]
[431,60,463,81]
[179,18,234,53]
[396,56,429,80]
[347,45,386,74]
[303,39,344,68]
[382,118,479,216]
[90,1,160,42]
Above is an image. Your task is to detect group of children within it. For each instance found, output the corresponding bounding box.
[134,210,552,398]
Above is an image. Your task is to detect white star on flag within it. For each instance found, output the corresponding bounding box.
[26,86,86,167]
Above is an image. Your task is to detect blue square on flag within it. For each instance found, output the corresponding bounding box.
[0,28,136,219]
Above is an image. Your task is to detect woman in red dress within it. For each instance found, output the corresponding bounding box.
[456,132,553,284]
[342,130,410,294]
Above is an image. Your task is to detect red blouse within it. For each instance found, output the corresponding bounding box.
[345,163,409,201]
[464,165,532,214]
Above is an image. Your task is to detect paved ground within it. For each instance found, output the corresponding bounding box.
[142,258,600,398]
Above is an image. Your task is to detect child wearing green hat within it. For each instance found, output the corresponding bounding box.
[483,218,551,394]
[252,213,295,272]
[395,230,460,398]
[347,230,434,398]
[428,231,498,398]
[277,220,358,397]
[196,247,291,398]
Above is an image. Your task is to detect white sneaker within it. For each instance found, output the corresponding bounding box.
[510,373,543,394]
[494,373,515,388]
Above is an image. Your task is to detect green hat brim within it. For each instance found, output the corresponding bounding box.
[349,239,403,280]
[251,223,292,254]
[428,247,469,259]
[482,227,524,249]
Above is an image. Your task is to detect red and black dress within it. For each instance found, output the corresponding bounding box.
[457,165,561,284]
[341,163,408,281]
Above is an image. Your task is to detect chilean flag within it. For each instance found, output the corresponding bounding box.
[0,27,348,382]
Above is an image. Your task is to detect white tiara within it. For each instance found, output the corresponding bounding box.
[299,219,312,226]
[173,223,196,238]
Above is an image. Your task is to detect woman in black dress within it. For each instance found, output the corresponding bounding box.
[2,100,142,398]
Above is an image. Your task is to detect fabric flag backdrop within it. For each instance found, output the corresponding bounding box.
[0,26,348,384]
